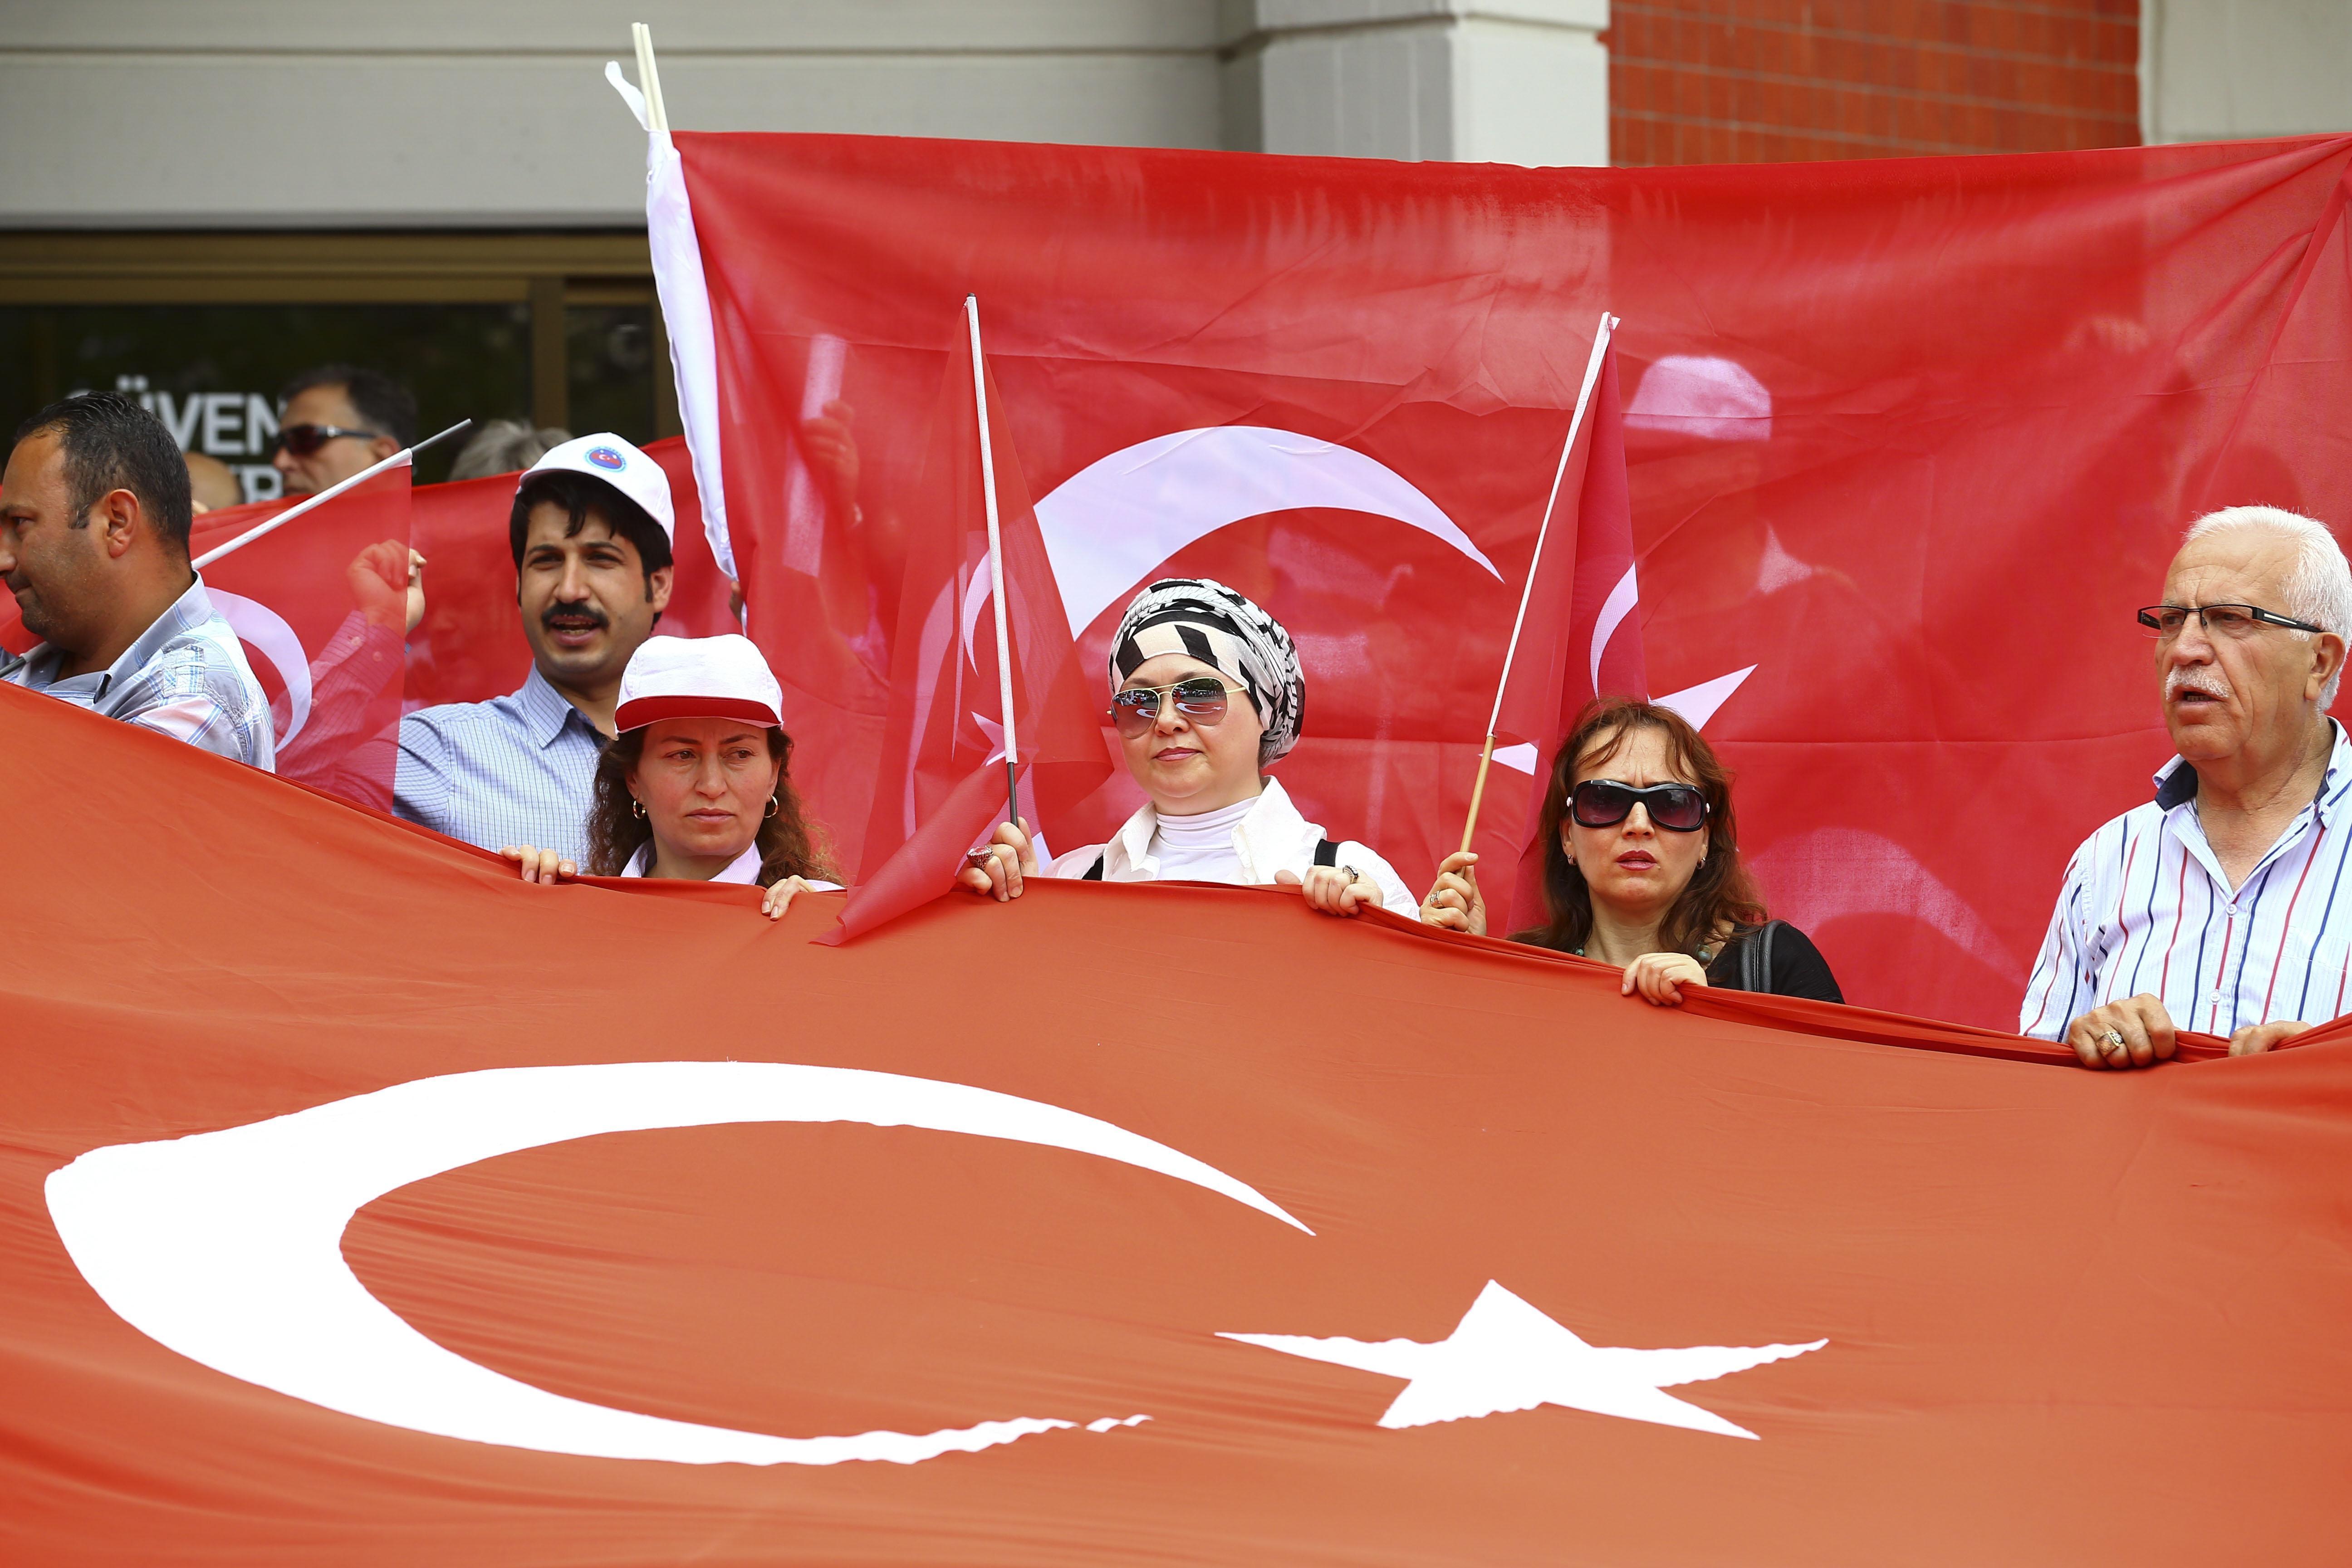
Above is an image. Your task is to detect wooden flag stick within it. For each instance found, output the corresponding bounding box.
[191,419,470,572]
[965,295,1022,834]
[1459,312,1619,854]
[631,24,670,134]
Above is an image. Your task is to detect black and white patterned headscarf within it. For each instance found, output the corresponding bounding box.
[1109,577,1305,765]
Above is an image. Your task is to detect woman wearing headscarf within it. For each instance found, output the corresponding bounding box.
[1419,696,1841,1004]
[959,577,1411,916]
[504,634,838,919]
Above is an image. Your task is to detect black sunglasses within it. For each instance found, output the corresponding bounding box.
[275,422,386,457]
[1107,676,1245,738]
[1570,779,1710,833]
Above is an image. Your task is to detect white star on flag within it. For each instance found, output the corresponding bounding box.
[1221,1279,1824,1440]
[971,711,1008,765]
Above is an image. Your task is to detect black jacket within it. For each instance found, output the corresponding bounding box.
[1704,921,1843,1003]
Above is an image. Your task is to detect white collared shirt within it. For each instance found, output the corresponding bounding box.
[620,840,841,891]
[1046,776,1414,913]
[2020,719,2352,1039]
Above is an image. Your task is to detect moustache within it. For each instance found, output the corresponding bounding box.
[541,604,610,632]
[2166,669,2232,702]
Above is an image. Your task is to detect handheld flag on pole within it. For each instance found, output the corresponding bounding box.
[965,295,1023,835]
[191,420,470,572]
[1458,314,1617,853]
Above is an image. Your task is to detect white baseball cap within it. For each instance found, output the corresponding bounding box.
[520,432,676,544]
[614,634,784,732]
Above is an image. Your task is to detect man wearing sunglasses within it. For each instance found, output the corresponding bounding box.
[2022,506,2352,1068]
[271,365,416,498]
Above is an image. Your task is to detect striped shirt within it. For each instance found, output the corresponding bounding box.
[0,575,274,769]
[394,666,607,863]
[2020,720,2352,1039]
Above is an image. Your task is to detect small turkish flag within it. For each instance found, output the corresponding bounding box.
[1487,336,1643,935]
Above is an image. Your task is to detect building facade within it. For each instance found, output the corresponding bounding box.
[0,0,2341,492]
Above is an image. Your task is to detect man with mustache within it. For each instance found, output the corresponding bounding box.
[390,434,674,863]
[2022,506,2352,1067]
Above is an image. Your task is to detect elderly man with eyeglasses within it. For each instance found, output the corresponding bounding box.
[2022,505,2352,1068]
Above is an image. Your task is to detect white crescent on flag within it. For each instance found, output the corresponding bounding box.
[45,1061,1308,1468]
[206,589,312,745]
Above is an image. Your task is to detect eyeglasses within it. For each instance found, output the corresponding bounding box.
[1107,677,1246,738]
[274,423,386,458]
[1569,779,1711,833]
[2136,603,2327,639]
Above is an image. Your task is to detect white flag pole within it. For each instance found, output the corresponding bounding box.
[965,295,1022,833]
[191,419,470,572]
[1459,312,1618,854]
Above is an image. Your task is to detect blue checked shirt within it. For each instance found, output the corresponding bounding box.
[393,666,608,863]
[2021,719,2352,1039]
[0,575,274,769]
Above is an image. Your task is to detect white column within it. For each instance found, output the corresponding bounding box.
[2140,0,2352,145]
[1222,0,1610,167]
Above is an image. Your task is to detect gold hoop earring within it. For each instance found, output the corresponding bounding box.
[630,799,645,819]
[764,796,779,819]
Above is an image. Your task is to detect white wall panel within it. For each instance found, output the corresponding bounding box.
[2142,0,2352,144]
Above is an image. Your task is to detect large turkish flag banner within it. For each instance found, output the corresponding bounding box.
[676,132,2352,1027]
[4,681,2348,1564]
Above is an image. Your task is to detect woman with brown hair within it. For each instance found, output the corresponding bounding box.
[1417,697,1841,1005]
[505,635,838,920]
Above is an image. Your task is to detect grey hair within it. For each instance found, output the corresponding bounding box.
[2182,505,2352,707]
[446,419,571,481]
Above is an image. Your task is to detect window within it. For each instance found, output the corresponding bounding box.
[0,233,675,498]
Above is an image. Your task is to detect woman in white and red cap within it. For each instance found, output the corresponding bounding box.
[506,634,838,919]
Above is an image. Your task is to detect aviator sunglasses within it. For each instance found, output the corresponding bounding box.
[274,422,385,457]
[1107,676,1247,738]
[1569,779,1711,833]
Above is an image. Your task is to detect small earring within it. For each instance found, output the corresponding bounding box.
[630,799,645,819]
[763,796,779,819]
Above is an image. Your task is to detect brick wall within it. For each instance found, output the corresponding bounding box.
[1609,0,2141,165]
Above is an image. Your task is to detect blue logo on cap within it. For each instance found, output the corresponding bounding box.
[586,446,627,471]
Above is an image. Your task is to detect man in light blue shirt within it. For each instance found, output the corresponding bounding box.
[392,435,676,863]
[0,392,273,769]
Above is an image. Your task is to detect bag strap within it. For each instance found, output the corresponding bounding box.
[1740,919,1782,993]
[1092,838,1335,881]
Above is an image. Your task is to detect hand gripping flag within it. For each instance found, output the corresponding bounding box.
[821,308,1110,941]
[6,681,2352,1565]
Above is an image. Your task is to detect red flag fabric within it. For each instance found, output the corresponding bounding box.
[669,132,2352,1029]
[1489,339,1647,936]
[823,310,1109,940]
[8,680,2350,1565]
